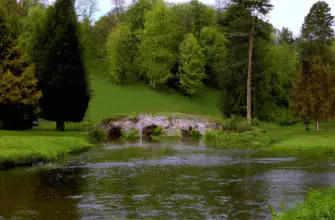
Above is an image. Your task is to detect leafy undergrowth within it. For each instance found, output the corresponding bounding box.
[274,187,335,220]
[0,130,91,169]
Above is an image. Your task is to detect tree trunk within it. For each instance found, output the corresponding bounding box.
[316,118,320,131]
[56,120,65,131]
[247,34,253,123]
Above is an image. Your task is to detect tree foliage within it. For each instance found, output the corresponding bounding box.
[0,9,41,130]
[301,1,334,44]
[199,26,228,88]
[219,0,273,118]
[291,55,335,121]
[177,33,205,95]
[138,0,181,88]
[107,23,137,84]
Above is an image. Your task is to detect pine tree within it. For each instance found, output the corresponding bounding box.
[33,0,91,131]
[177,33,205,96]
[219,0,273,120]
[0,9,41,130]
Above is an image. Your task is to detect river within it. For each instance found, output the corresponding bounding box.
[1,140,335,219]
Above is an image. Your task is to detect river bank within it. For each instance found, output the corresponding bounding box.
[0,130,91,169]
[274,187,335,219]
[1,115,335,169]
[206,120,335,155]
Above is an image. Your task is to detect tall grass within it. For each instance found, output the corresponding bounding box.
[274,187,335,220]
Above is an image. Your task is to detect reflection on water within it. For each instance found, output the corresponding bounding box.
[1,142,335,220]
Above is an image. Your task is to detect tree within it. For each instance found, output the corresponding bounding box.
[0,9,41,129]
[278,27,294,45]
[91,12,118,58]
[125,0,152,31]
[138,0,182,88]
[199,26,228,88]
[291,1,335,130]
[177,33,205,95]
[301,1,334,44]
[18,2,46,61]
[220,0,273,121]
[76,0,98,21]
[171,1,215,40]
[291,55,335,130]
[33,0,91,131]
[107,23,137,84]
[111,0,125,19]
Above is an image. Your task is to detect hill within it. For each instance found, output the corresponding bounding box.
[85,69,221,123]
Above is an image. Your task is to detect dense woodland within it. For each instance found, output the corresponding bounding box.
[0,0,334,131]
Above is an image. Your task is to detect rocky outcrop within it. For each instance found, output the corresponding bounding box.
[96,113,222,140]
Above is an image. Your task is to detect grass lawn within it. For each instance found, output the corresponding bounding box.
[0,130,90,168]
[263,121,335,154]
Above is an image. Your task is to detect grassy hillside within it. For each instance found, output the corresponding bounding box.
[86,71,221,122]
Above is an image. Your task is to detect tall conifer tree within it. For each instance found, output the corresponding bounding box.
[34,0,90,131]
[291,1,335,130]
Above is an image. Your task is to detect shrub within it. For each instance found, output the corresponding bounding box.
[152,126,163,137]
[221,115,253,132]
[88,127,107,144]
[190,130,202,141]
[204,129,270,149]
[274,187,335,220]
[122,128,140,140]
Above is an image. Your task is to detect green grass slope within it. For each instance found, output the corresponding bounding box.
[86,74,221,122]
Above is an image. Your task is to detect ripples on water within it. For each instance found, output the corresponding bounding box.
[1,141,335,220]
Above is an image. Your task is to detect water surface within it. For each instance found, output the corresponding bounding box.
[1,141,335,219]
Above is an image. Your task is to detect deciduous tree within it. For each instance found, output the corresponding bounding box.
[177,33,205,95]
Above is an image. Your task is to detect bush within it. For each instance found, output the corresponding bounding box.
[122,128,140,140]
[190,130,202,141]
[274,187,335,220]
[204,129,270,149]
[221,115,253,132]
[88,127,107,144]
[152,126,163,137]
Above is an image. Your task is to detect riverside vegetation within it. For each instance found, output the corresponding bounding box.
[1,0,335,218]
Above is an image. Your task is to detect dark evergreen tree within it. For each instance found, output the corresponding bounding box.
[33,0,91,131]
